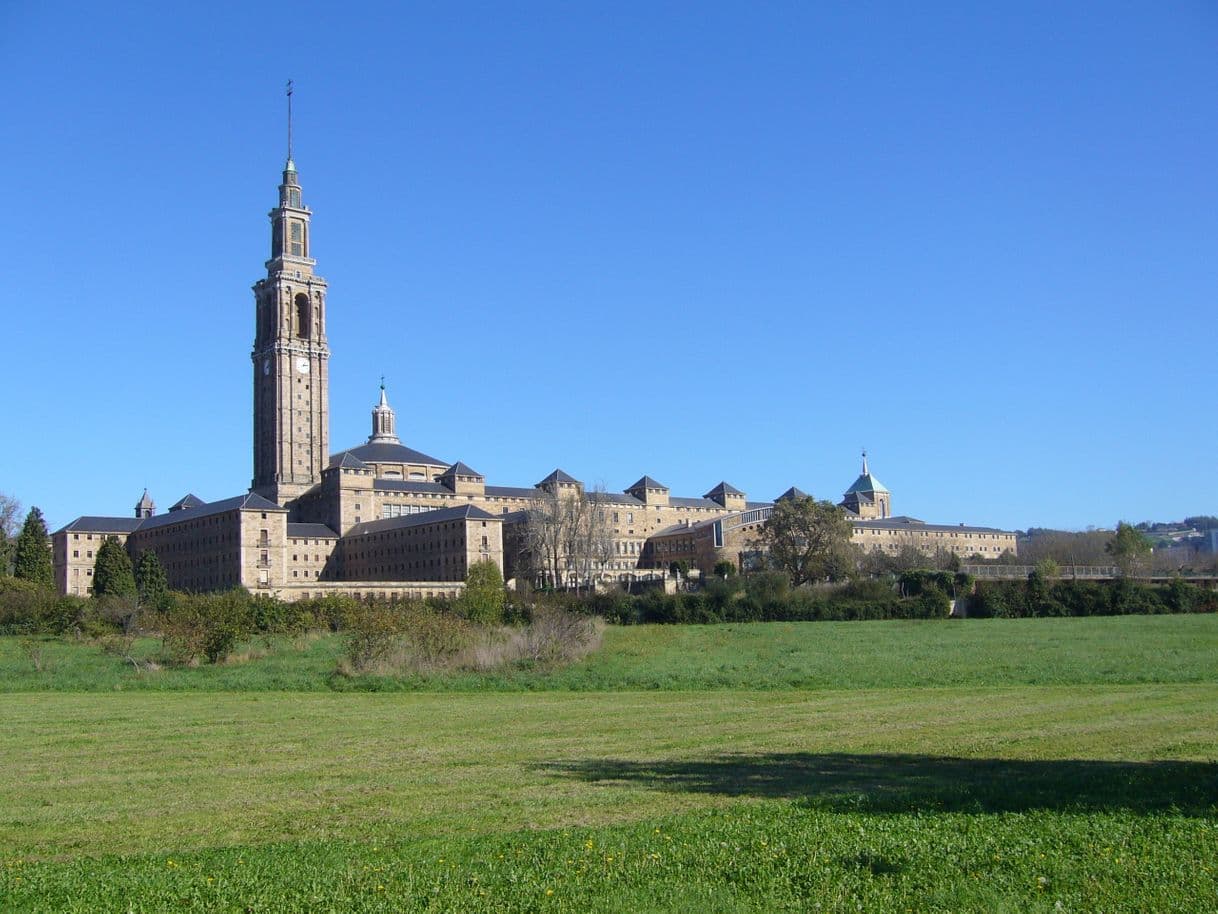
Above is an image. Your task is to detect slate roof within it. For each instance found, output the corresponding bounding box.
[168,494,205,512]
[588,491,645,506]
[851,515,1011,535]
[56,516,145,535]
[627,475,668,491]
[652,517,720,537]
[443,461,483,478]
[345,504,500,538]
[537,469,580,486]
[373,479,449,494]
[745,501,774,510]
[328,452,371,470]
[775,487,809,502]
[330,441,447,467]
[136,493,284,531]
[485,485,540,499]
[669,496,722,509]
[705,481,744,498]
[287,523,339,539]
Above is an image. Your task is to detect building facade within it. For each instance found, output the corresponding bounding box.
[52,141,1016,599]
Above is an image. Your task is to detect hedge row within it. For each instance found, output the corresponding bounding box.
[581,574,952,625]
[968,575,1217,618]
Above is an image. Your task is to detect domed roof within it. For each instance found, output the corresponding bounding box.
[330,441,447,467]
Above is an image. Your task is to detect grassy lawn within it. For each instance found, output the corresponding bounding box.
[2,613,1217,692]
[1,615,1215,911]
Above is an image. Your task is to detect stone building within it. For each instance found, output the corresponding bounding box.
[51,137,1015,599]
[641,458,1018,577]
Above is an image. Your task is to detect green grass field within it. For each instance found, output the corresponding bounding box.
[1,615,1216,911]
[3,613,1217,692]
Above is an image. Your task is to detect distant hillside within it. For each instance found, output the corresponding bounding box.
[1014,518,1216,572]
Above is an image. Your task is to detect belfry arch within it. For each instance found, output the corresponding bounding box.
[295,293,310,338]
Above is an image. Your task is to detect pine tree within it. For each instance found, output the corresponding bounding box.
[12,506,53,587]
[92,536,137,599]
[135,549,169,609]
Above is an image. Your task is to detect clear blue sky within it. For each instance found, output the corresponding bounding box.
[2,1,1215,534]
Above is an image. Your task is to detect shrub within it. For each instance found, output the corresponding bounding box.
[459,561,506,625]
[912,585,951,618]
[340,600,409,673]
[585,588,636,625]
[399,604,474,669]
[0,578,56,634]
[157,590,254,665]
[516,605,602,666]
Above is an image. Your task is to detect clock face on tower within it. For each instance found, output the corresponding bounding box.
[295,357,309,374]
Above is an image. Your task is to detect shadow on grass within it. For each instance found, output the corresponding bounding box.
[538,753,1218,815]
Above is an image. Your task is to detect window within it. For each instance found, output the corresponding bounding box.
[289,220,305,256]
[288,187,301,208]
[295,293,310,338]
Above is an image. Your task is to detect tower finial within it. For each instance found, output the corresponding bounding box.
[380,374,385,390]
[285,79,294,169]
[861,448,869,476]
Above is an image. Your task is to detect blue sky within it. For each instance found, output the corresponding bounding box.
[2,1,1215,533]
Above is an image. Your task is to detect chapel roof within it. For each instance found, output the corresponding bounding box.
[331,441,447,467]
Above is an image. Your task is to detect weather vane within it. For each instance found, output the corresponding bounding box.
[286,79,294,161]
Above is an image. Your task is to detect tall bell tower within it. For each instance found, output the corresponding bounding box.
[251,83,330,504]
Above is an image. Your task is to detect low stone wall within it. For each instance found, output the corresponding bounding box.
[268,580,464,602]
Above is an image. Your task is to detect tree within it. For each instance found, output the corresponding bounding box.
[522,487,567,589]
[1034,557,1061,580]
[460,560,506,625]
[92,536,137,599]
[758,495,854,587]
[13,506,52,587]
[0,492,21,576]
[521,486,615,591]
[135,549,169,609]
[1106,521,1152,578]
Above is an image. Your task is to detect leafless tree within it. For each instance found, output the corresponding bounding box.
[0,492,21,575]
[521,485,616,591]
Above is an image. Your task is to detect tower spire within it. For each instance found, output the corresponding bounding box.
[251,84,330,504]
[285,79,295,170]
[369,383,399,444]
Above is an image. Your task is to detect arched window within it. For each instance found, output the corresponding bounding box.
[288,188,301,208]
[295,293,310,338]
